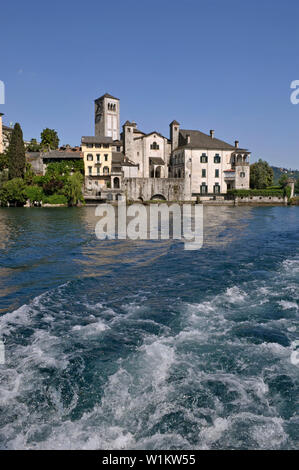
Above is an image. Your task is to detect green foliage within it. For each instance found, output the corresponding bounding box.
[0,178,26,206]
[43,194,67,205]
[294,178,299,195]
[271,166,299,185]
[32,175,48,186]
[43,178,64,195]
[228,188,284,197]
[283,185,291,199]
[24,185,44,203]
[45,160,84,178]
[278,174,289,187]
[63,172,84,206]
[40,128,59,150]
[250,159,274,189]
[0,169,8,187]
[26,138,41,152]
[8,123,26,179]
[24,163,35,185]
[0,152,9,171]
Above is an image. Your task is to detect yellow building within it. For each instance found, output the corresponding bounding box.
[81,135,113,176]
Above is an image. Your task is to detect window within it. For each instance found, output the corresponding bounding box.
[240,172,245,178]
[97,167,100,175]
[87,154,93,161]
[87,143,93,148]
[103,166,109,175]
[117,146,120,152]
[104,154,108,161]
[96,154,100,162]
[95,144,101,148]
[215,169,219,178]
[88,166,92,176]
[150,141,159,150]
[214,183,220,194]
[214,154,221,163]
[202,169,206,177]
[103,144,109,148]
[200,154,208,163]
[200,184,208,194]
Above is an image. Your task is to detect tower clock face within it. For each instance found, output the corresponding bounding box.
[95,101,102,123]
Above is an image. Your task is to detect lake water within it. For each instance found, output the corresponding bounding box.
[0,205,298,449]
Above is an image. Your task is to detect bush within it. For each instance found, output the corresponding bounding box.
[43,194,67,205]
[43,178,64,195]
[0,178,26,206]
[24,185,44,203]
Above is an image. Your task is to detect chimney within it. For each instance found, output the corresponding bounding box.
[210,130,214,139]
[186,134,190,144]
[235,140,239,148]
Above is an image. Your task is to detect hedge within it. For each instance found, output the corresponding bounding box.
[227,189,284,197]
[43,194,68,205]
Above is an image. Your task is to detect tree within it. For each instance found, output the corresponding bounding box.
[24,185,44,203]
[250,159,274,189]
[278,174,289,188]
[7,123,26,179]
[40,128,59,150]
[0,152,9,171]
[24,163,35,185]
[0,178,26,206]
[26,138,40,152]
[295,178,299,195]
[63,172,84,206]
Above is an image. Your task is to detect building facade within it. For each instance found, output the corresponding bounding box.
[95,93,120,141]
[169,126,250,197]
[0,114,13,153]
[81,92,250,201]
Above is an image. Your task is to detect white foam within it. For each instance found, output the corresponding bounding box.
[278,300,298,311]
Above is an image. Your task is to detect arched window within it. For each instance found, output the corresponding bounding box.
[103,166,109,175]
[114,177,120,188]
[150,141,159,150]
[87,154,93,161]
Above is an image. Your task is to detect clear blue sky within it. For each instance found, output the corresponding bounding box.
[1,0,299,168]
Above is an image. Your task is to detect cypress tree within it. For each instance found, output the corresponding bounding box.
[8,123,26,179]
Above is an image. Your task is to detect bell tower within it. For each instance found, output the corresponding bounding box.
[94,93,120,140]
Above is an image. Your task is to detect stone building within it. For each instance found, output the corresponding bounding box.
[122,121,171,179]
[81,92,250,201]
[95,93,120,141]
[169,125,250,197]
[81,135,125,196]
[0,114,13,153]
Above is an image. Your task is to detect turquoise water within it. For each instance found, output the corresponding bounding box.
[0,205,298,449]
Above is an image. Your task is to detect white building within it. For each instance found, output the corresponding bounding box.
[169,124,250,196]
[84,92,250,200]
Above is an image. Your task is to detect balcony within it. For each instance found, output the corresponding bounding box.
[224,170,236,179]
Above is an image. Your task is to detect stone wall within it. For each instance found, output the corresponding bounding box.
[123,177,189,201]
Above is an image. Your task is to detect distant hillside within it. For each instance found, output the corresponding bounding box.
[271,166,299,184]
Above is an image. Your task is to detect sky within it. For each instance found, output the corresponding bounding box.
[0,0,299,168]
